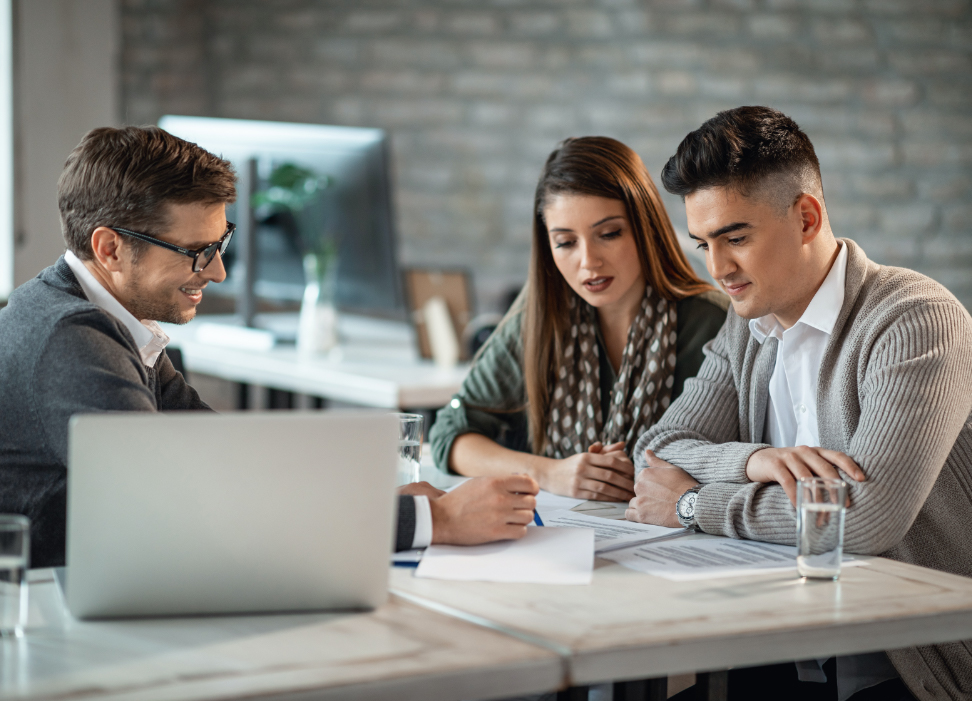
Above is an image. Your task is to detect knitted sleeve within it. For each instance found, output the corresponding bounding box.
[634,320,769,484]
[692,302,972,554]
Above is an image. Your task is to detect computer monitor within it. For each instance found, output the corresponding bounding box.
[158,116,404,319]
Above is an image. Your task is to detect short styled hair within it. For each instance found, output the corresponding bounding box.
[57,126,237,260]
[660,106,823,215]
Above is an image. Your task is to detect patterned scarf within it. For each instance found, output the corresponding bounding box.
[544,286,677,458]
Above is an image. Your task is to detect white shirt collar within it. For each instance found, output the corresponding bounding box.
[64,250,170,368]
[749,242,848,344]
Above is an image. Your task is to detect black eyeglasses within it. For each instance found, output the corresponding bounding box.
[111,222,236,273]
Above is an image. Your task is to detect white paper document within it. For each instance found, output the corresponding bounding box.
[415,526,594,585]
[539,509,686,550]
[535,490,587,512]
[602,535,868,581]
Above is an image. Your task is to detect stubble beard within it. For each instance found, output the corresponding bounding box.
[124,277,196,325]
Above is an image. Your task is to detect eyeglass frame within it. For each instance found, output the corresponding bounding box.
[110,222,236,273]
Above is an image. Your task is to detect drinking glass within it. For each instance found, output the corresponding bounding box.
[796,478,847,580]
[396,413,424,485]
[0,515,29,637]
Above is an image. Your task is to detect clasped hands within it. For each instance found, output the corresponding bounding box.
[625,446,866,528]
[537,441,637,502]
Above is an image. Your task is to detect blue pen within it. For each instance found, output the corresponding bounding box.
[533,510,544,526]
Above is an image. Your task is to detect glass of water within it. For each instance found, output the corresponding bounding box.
[0,515,29,637]
[396,413,424,485]
[796,477,847,580]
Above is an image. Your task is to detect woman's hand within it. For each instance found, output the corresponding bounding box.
[537,441,635,501]
[745,446,865,507]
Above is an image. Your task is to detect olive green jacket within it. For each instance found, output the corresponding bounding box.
[430,290,729,473]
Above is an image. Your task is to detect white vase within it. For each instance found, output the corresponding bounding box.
[297,254,339,357]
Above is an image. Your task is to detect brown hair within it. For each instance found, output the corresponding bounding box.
[57,126,237,260]
[522,136,713,454]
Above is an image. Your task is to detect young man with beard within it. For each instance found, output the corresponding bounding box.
[0,126,536,569]
[627,106,972,701]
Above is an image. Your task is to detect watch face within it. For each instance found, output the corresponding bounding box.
[677,492,697,519]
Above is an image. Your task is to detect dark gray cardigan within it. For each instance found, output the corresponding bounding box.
[0,257,420,563]
[0,257,210,567]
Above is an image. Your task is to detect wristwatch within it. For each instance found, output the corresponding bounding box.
[675,485,703,529]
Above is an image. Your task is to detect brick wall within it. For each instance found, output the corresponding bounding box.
[121,0,972,312]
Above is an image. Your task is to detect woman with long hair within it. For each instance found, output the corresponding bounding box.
[429,137,728,501]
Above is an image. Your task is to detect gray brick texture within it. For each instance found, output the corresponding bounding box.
[121,0,972,312]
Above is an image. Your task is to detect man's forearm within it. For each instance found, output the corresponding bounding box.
[694,481,797,546]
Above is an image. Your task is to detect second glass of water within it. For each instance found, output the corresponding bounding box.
[0,514,30,638]
[796,477,847,580]
[396,413,424,486]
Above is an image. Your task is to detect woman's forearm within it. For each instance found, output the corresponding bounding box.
[450,433,552,481]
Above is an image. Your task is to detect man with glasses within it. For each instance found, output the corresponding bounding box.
[0,126,538,569]
[0,126,236,567]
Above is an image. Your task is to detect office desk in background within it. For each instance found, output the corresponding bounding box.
[162,313,469,410]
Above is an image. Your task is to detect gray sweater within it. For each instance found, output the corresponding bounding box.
[634,238,972,701]
[0,257,209,567]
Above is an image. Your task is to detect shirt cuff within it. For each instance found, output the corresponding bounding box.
[411,495,433,549]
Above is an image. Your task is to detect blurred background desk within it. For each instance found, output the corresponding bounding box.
[163,313,469,411]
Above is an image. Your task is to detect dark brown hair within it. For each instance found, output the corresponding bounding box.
[522,136,713,454]
[57,126,237,260]
[661,106,822,212]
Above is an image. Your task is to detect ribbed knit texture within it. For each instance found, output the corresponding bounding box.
[633,239,972,701]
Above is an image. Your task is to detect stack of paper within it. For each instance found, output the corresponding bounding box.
[538,509,688,552]
[535,490,587,514]
[601,535,868,581]
[415,527,595,585]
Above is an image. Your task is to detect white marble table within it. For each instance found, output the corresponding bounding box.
[391,549,972,689]
[162,313,468,409]
[1,570,562,701]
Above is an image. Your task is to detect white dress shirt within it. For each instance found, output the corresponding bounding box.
[64,251,170,368]
[749,242,847,449]
[411,494,433,549]
[749,242,897,700]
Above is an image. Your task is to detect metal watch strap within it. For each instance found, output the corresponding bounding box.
[676,485,703,529]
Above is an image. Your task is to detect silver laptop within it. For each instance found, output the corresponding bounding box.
[63,411,398,619]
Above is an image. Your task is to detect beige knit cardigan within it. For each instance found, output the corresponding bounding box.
[634,238,972,701]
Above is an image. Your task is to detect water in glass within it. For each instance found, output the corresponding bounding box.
[797,480,846,580]
[397,440,422,485]
[395,413,424,486]
[0,554,27,637]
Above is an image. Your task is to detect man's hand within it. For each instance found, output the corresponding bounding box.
[745,446,865,506]
[538,441,635,502]
[429,475,539,545]
[625,449,699,527]
[397,481,446,499]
